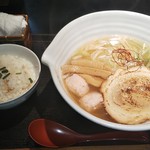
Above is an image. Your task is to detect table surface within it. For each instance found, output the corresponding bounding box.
[0,35,150,149]
[1,145,150,150]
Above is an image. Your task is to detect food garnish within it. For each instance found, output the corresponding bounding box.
[112,48,144,69]
[2,73,10,79]
[29,78,33,83]
[16,72,22,75]
[0,66,10,79]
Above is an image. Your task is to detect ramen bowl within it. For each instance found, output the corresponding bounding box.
[41,10,150,131]
[0,44,41,109]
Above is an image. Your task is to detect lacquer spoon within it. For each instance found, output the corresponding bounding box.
[28,119,149,148]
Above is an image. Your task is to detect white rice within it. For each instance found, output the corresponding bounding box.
[0,54,36,103]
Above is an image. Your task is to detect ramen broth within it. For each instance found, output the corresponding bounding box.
[61,35,150,123]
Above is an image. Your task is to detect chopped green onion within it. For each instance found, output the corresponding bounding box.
[2,73,10,79]
[0,67,6,71]
[2,69,9,73]
[29,78,33,83]
[16,72,22,75]
[0,73,2,79]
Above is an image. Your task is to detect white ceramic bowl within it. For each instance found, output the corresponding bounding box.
[42,10,150,131]
[0,44,41,109]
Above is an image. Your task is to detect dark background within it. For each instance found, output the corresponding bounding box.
[0,0,150,34]
[0,0,150,148]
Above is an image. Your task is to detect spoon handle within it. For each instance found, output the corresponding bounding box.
[79,131,149,143]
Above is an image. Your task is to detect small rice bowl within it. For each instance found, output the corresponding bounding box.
[0,44,41,109]
[0,55,36,103]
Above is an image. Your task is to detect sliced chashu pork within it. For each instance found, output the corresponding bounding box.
[101,66,150,124]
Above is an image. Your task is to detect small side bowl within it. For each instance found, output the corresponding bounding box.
[42,10,150,131]
[0,44,41,109]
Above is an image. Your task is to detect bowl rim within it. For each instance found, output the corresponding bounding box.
[52,10,150,44]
